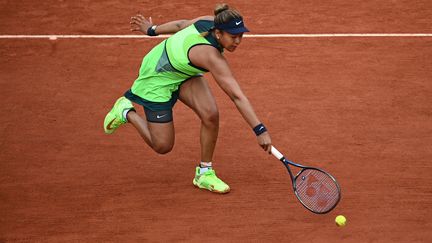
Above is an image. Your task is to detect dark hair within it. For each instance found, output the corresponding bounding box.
[214,3,242,24]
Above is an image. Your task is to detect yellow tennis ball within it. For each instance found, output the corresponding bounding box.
[335,215,347,227]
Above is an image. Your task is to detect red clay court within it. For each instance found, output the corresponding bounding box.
[1,0,432,242]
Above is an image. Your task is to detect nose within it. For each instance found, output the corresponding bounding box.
[234,36,241,45]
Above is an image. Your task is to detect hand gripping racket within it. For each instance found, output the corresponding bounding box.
[271,146,341,214]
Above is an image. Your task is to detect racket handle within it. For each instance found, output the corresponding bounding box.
[271,146,284,160]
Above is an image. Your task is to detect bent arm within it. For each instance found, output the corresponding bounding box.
[155,16,213,34]
[131,15,213,35]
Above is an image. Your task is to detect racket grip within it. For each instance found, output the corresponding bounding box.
[271,146,284,160]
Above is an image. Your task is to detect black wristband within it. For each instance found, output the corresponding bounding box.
[253,123,267,136]
[147,25,158,36]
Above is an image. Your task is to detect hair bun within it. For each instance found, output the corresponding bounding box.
[214,3,229,15]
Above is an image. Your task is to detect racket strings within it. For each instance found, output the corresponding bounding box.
[295,169,340,213]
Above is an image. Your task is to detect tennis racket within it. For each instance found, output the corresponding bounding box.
[271,146,341,214]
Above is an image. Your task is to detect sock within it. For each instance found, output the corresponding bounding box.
[199,161,212,174]
[122,109,132,122]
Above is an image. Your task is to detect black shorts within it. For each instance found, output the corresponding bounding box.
[124,89,179,123]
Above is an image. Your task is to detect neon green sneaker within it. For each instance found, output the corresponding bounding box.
[104,97,134,134]
[193,167,230,194]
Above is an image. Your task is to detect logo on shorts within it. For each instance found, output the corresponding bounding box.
[156,114,168,119]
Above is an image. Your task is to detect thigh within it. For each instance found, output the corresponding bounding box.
[179,76,218,118]
[147,121,175,148]
[142,107,175,148]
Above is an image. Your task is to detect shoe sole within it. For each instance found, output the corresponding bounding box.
[193,179,230,194]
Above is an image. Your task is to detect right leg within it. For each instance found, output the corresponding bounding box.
[126,111,175,154]
[104,96,175,154]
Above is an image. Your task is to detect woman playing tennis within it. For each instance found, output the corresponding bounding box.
[104,3,272,194]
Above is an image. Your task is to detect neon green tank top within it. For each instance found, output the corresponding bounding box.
[130,20,222,102]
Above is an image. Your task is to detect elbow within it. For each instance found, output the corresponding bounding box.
[227,90,240,101]
[176,20,188,30]
[229,93,239,102]
[229,91,247,104]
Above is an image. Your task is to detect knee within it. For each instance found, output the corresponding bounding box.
[152,143,174,155]
[201,108,219,127]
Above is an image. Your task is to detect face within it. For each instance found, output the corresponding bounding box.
[215,30,244,52]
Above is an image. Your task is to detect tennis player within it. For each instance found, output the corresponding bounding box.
[104,4,271,193]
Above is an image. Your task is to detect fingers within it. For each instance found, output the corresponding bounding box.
[130,14,154,32]
[131,14,145,21]
[130,22,142,31]
[259,141,271,153]
[258,133,272,154]
[130,17,144,25]
[262,143,272,154]
[130,14,150,24]
[130,15,149,32]
[267,144,272,154]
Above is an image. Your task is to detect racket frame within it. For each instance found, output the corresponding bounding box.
[271,146,341,214]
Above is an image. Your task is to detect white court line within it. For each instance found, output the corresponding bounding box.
[0,33,432,39]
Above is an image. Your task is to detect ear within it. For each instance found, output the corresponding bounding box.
[215,29,222,39]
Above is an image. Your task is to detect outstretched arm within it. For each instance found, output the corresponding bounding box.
[130,14,213,35]
[189,46,272,153]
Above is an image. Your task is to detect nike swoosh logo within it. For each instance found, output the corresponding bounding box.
[259,126,264,131]
[236,21,242,25]
[156,114,168,119]
[106,119,115,130]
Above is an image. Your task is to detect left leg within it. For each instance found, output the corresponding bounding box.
[179,76,229,194]
[179,76,219,162]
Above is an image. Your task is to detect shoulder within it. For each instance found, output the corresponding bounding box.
[189,45,227,71]
[189,45,221,60]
